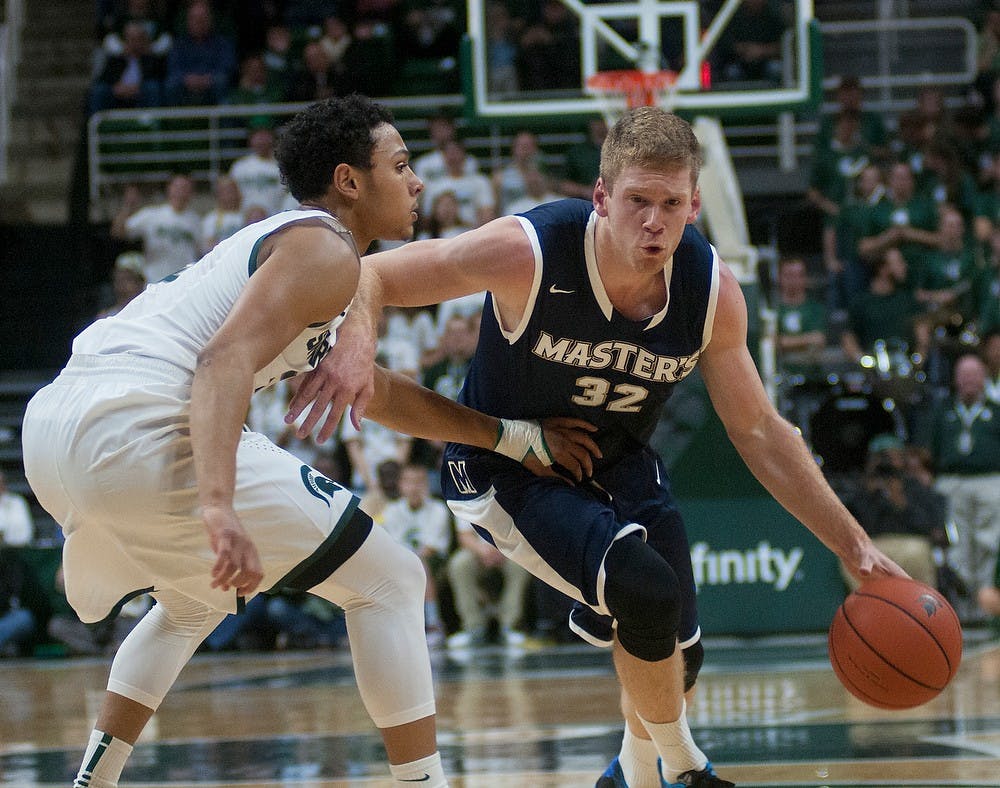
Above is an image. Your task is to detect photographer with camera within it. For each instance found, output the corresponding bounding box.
[838,434,949,592]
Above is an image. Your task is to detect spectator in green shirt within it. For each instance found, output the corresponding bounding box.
[914,205,980,323]
[858,161,939,286]
[842,246,929,363]
[775,256,828,380]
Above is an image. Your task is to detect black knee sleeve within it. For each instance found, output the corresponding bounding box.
[682,640,704,692]
[603,535,681,662]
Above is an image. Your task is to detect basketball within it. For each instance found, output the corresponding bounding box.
[828,577,963,709]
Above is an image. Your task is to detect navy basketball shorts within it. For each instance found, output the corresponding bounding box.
[442,443,700,649]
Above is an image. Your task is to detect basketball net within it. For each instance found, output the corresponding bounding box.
[585,69,679,124]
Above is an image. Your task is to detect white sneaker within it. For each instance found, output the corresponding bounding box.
[446,629,486,650]
[501,628,526,647]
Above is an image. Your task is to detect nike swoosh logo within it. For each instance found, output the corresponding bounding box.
[549,285,574,294]
[399,776,430,782]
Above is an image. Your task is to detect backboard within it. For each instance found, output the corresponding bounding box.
[462,0,821,121]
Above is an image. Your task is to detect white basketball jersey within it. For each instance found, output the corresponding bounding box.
[73,208,354,392]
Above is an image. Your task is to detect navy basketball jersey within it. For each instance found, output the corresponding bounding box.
[457,198,719,468]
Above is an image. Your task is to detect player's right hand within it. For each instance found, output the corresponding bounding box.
[203,505,264,596]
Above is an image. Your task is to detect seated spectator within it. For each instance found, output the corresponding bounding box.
[359,458,403,524]
[381,464,454,647]
[343,17,396,97]
[261,23,294,96]
[837,435,947,592]
[503,166,562,215]
[110,175,200,283]
[412,113,479,185]
[317,15,353,85]
[977,233,1000,335]
[395,0,463,93]
[88,22,166,114]
[0,547,50,657]
[164,0,236,106]
[815,76,890,162]
[225,53,284,127]
[715,0,785,84]
[484,0,521,96]
[823,162,885,314]
[0,470,33,547]
[517,0,580,91]
[89,20,165,114]
[775,256,828,375]
[973,154,1000,244]
[98,0,173,60]
[558,116,606,199]
[447,518,531,649]
[421,139,496,228]
[94,251,147,321]
[286,40,341,102]
[921,140,980,222]
[422,313,477,402]
[228,126,286,217]
[914,205,978,326]
[857,161,939,282]
[199,175,244,254]
[841,246,929,364]
[417,190,474,240]
[806,110,871,222]
[493,130,544,214]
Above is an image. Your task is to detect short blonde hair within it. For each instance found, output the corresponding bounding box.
[599,107,702,190]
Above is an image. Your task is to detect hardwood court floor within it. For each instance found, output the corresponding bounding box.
[2,632,998,787]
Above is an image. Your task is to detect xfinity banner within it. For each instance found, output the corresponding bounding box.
[681,498,846,635]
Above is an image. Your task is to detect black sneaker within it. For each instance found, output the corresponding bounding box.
[669,761,735,787]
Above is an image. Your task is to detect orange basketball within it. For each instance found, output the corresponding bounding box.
[828,577,962,709]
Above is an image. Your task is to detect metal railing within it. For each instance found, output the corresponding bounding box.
[0,0,25,185]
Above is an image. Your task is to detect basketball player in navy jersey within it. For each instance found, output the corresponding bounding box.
[289,107,908,788]
[21,95,597,788]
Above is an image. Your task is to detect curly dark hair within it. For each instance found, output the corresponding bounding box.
[275,94,395,202]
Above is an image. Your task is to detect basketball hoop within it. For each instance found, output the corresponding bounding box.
[585,69,678,123]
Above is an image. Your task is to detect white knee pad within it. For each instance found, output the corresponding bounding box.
[310,527,435,728]
[107,591,226,710]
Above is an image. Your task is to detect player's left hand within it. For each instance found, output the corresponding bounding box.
[527,417,601,481]
[286,318,378,442]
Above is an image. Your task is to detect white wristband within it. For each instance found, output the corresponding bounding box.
[494,418,554,466]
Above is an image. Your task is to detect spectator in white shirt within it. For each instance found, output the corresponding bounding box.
[420,139,496,228]
[110,175,200,283]
[503,165,563,216]
[228,126,286,217]
[199,175,244,254]
[412,113,479,185]
[0,471,34,547]
[381,464,453,646]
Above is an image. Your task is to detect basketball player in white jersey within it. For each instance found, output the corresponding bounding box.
[21,95,597,788]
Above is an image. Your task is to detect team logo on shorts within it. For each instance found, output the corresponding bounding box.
[447,460,478,495]
[300,465,344,507]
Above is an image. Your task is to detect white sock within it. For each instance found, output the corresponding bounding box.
[618,724,661,788]
[389,751,448,787]
[638,700,708,781]
[73,730,133,788]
